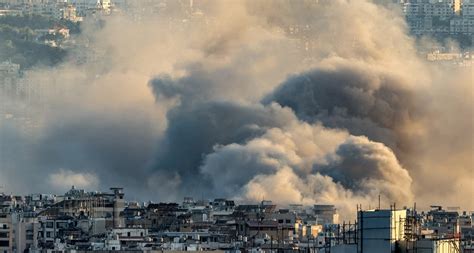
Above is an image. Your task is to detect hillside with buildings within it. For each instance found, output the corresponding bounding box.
[397,0,473,47]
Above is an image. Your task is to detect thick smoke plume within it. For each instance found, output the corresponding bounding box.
[0,0,472,217]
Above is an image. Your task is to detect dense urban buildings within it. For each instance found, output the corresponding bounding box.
[395,0,473,46]
[0,187,472,252]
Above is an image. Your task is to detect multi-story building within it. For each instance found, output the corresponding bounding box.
[313,205,339,225]
[11,214,39,253]
[463,0,474,17]
[399,0,471,38]
[0,212,13,253]
[459,212,474,250]
[0,61,20,93]
[425,206,460,236]
[57,2,79,21]
[67,0,111,16]
[356,209,407,253]
[450,16,474,34]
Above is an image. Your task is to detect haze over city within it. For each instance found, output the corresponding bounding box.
[0,0,472,252]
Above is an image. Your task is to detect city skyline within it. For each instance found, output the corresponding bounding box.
[0,186,471,252]
[0,1,472,252]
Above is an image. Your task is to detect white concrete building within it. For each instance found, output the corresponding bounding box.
[67,0,111,16]
[463,0,474,17]
[357,209,407,253]
[450,17,474,34]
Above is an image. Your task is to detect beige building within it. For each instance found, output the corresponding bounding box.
[313,205,339,225]
[0,213,13,253]
[12,215,40,253]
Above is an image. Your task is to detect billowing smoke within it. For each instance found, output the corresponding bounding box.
[148,63,415,216]
[262,57,429,165]
[198,123,413,218]
[0,0,472,216]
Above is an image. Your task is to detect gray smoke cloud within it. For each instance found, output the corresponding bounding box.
[262,57,425,158]
[0,0,472,216]
[197,122,413,218]
[148,64,415,216]
[145,101,297,199]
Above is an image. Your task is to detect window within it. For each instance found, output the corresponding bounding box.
[57,223,68,229]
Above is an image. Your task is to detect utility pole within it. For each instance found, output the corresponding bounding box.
[378,195,381,210]
[270,235,273,253]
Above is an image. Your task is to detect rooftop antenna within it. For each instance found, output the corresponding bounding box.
[378,194,381,210]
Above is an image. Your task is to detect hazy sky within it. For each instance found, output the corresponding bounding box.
[0,0,472,218]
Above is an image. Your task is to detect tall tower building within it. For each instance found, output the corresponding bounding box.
[110,188,125,228]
